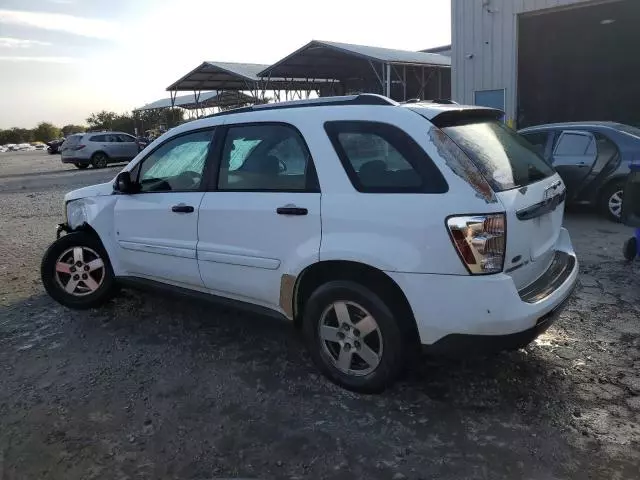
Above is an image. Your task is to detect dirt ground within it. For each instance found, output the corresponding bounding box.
[1,151,639,480]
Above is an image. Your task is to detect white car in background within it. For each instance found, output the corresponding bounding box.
[41,94,578,392]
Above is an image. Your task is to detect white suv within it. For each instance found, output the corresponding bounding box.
[41,95,578,392]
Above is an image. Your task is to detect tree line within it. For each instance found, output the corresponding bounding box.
[0,109,184,145]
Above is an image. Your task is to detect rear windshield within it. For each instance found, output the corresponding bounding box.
[614,123,640,139]
[442,120,555,192]
[65,134,83,144]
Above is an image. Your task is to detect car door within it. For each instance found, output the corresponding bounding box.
[118,134,141,159]
[197,123,321,312]
[552,130,598,199]
[113,128,215,287]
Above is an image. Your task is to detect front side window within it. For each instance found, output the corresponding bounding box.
[136,129,214,192]
[443,120,555,191]
[89,135,105,142]
[218,124,314,191]
[521,132,549,158]
[324,121,447,193]
[117,134,135,143]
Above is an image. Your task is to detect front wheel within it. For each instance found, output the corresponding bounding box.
[41,231,117,309]
[599,182,624,222]
[302,281,410,393]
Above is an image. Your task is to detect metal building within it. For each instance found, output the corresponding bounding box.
[452,0,640,128]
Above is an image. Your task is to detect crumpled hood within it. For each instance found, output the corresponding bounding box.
[64,180,115,202]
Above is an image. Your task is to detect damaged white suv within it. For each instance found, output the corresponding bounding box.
[41,95,578,392]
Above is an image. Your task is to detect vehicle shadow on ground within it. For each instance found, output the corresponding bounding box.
[2,290,636,479]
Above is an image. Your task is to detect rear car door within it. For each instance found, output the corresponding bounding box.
[113,128,215,287]
[552,130,598,199]
[118,134,141,159]
[197,122,321,312]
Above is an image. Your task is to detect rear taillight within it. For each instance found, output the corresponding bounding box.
[447,214,506,274]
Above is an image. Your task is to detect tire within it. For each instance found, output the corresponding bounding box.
[599,182,625,222]
[75,163,88,170]
[41,231,117,310]
[91,152,108,169]
[302,281,411,393]
[623,237,638,261]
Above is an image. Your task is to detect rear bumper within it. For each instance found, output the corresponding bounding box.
[387,228,578,349]
[424,288,572,356]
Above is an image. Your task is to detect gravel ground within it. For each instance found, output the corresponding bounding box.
[1,151,639,480]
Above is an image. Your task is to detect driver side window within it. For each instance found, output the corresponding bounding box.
[137,129,214,193]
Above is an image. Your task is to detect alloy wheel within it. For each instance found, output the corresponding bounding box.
[608,190,623,219]
[318,301,383,376]
[54,246,105,296]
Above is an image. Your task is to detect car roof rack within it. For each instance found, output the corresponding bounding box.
[402,98,459,105]
[206,94,398,118]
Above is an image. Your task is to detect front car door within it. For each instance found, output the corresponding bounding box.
[197,122,321,313]
[552,130,598,200]
[113,128,215,287]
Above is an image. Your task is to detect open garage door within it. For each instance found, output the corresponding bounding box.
[518,0,640,128]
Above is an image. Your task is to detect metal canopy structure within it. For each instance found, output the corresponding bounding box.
[166,61,330,103]
[135,91,257,112]
[258,40,452,101]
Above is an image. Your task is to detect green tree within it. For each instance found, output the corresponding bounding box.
[32,122,61,142]
[86,111,119,131]
[61,124,85,137]
[0,127,34,144]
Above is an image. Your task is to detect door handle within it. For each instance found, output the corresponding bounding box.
[276,206,308,216]
[172,204,194,213]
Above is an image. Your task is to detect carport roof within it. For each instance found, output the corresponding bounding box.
[134,91,257,111]
[166,61,331,92]
[166,62,269,91]
[258,40,451,79]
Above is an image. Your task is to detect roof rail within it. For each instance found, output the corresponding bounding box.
[206,94,397,118]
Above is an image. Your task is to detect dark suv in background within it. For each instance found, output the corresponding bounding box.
[519,122,640,221]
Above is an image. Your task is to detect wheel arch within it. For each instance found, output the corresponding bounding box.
[91,150,110,159]
[290,260,420,344]
[597,175,626,201]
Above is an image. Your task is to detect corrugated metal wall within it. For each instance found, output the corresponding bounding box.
[451,0,603,124]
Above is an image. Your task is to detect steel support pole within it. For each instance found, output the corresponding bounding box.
[385,63,391,98]
[403,66,407,101]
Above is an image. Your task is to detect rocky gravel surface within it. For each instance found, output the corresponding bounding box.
[1,151,639,479]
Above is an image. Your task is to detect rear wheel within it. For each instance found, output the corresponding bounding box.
[75,163,88,169]
[41,231,117,309]
[91,152,108,169]
[302,281,410,393]
[599,182,624,222]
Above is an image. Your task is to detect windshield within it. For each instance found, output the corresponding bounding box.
[442,120,555,192]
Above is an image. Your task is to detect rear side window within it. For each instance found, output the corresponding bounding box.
[324,121,448,193]
[89,135,105,142]
[554,132,592,156]
[442,120,555,192]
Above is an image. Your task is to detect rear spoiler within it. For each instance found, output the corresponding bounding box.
[429,108,504,128]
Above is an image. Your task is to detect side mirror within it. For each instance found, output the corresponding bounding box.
[114,171,135,194]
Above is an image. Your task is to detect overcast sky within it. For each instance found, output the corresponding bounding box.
[0,0,451,128]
